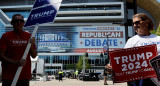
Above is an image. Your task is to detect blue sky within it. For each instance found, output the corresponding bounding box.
[158,0,160,2]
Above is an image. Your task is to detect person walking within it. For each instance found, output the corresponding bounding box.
[75,69,79,80]
[59,70,63,82]
[104,65,108,85]
[103,64,112,85]
[32,69,36,80]
[0,14,37,86]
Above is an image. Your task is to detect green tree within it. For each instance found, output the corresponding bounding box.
[77,56,90,70]
[150,26,160,36]
[156,26,160,36]
[66,64,77,70]
[150,30,156,35]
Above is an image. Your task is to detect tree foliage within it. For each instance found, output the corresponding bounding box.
[150,30,156,35]
[66,64,77,70]
[156,26,160,36]
[151,26,160,36]
[77,55,90,70]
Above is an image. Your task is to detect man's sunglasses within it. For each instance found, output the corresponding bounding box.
[12,19,24,23]
[132,20,142,25]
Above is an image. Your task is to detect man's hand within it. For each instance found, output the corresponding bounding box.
[30,37,35,44]
[15,59,26,66]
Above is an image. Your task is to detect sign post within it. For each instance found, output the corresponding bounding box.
[11,25,39,86]
[11,0,62,86]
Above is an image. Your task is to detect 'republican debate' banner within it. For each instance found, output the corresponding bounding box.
[36,26,126,53]
[109,44,158,83]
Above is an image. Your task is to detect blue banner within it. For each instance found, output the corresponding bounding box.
[33,0,62,8]
[24,0,62,27]
[24,5,57,27]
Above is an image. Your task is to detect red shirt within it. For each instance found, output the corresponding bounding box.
[0,31,36,80]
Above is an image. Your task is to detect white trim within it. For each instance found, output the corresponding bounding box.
[45,63,63,66]
[54,16,123,22]
[0,18,6,27]
[40,23,114,26]
[0,5,32,9]
[6,22,120,27]
[45,63,63,70]
[61,2,123,7]
[58,10,121,14]
[0,2,123,9]
[0,9,10,24]
[38,53,100,56]
[121,2,124,17]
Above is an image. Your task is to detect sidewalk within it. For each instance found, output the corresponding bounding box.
[29,78,127,86]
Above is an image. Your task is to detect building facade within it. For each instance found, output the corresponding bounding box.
[0,0,159,75]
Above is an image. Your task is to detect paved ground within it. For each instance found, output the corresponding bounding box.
[29,78,127,86]
[0,78,127,86]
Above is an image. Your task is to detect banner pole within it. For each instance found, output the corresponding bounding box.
[11,25,39,86]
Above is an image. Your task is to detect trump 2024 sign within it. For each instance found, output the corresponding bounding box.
[109,44,158,83]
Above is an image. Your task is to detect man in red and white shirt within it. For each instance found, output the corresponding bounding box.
[0,14,37,86]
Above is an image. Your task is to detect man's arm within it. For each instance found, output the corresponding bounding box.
[0,49,26,66]
[30,45,37,58]
[29,37,37,58]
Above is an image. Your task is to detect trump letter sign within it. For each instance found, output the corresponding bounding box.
[109,44,158,83]
[24,0,62,27]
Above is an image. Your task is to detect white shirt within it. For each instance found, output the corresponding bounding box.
[125,34,160,55]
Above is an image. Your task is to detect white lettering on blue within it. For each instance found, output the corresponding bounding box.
[30,10,55,20]
[140,42,160,46]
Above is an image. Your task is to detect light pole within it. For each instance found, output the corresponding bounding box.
[106,35,109,64]
[83,52,88,74]
[83,55,85,75]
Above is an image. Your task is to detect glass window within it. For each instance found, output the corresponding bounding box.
[4,11,30,18]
